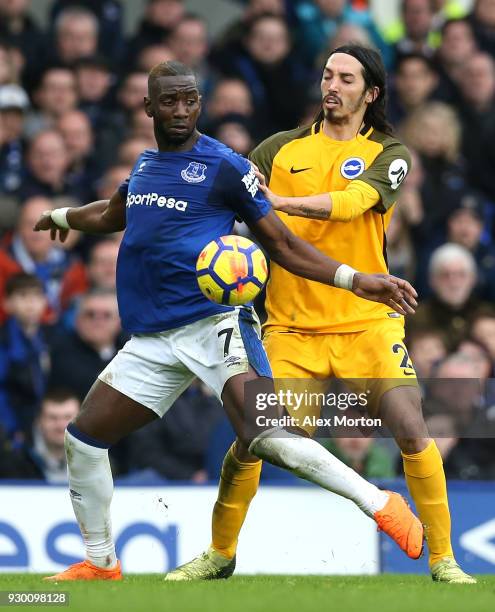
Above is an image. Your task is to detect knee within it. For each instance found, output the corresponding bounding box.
[232,438,259,463]
[397,437,431,455]
[249,433,302,471]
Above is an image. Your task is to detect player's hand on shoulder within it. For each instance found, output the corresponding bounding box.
[33,211,70,243]
[253,168,283,210]
[352,273,417,316]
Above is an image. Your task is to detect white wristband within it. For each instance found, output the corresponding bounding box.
[334,264,357,290]
[51,207,71,229]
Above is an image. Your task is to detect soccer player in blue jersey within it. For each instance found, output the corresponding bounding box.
[34,61,422,581]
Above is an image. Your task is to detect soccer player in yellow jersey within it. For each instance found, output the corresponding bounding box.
[167,45,475,584]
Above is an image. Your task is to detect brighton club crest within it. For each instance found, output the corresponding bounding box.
[181,162,207,183]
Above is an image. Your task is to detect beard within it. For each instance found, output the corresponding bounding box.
[322,89,368,125]
[323,106,347,125]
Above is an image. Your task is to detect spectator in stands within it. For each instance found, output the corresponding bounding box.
[467,0,495,57]
[401,102,469,292]
[388,53,439,127]
[457,339,493,379]
[51,6,99,67]
[209,113,254,156]
[117,71,149,115]
[429,353,482,433]
[392,0,437,62]
[118,137,151,167]
[57,110,100,202]
[136,44,176,73]
[0,38,21,88]
[127,381,223,481]
[168,15,211,90]
[0,84,29,201]
[209,0,291,89]
[109,72,152,149]
[127,0,185,61]
[404,101,461,167]
[49,288,123,400]
[50,0,124,64]
[0,274,49,441]
[0,388,80,481]
[60,238,120,317]
[446,193,495,301]
[409,244,490,350]
[470,311,495,363]
[73,55,115,121]
[86,240,119,291]
[0,0,46,88]
[26,67,78,136]
[129,108,155,143]
[214,14,309,136]
[435,19,477,106]
[20,130,74,201]
[204,79,254,129]
[407,329,448,378]
[322,437,395,478]
[425,413,484,479]
[96,165,132,201]
[459,50,495,117]
[430,353,495,476]
[0,197,84,323]
[214,0,288,53]
[72,57,117,170]
[457,52,495,202]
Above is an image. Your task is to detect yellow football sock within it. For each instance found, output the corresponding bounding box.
[402,440,454,566]
[211,444,262,559]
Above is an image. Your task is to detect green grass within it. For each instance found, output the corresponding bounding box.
[0,575,493,612]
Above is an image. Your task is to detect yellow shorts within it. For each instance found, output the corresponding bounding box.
[263,319,418,431]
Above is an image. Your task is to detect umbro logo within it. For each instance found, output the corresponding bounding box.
[290,166,312,174]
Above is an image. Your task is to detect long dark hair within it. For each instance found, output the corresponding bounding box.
[315,44,394,136]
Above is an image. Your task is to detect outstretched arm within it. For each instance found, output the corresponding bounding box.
[254,170,380,221]
[248,210,417,316]
[33,190,126,241]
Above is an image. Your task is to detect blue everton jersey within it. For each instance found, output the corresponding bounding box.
[116,135,271,333]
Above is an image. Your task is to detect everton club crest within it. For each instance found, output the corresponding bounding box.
[181,162,207,183]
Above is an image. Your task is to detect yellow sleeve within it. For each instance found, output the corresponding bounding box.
[329,180,381,222]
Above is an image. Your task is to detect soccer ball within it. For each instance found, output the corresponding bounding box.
[196,235,268,306]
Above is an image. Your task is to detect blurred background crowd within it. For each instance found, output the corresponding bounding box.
[0,0,494,484]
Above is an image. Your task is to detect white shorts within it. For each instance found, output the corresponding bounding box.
[98,307,272,417]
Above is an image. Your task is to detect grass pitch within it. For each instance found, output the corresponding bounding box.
[0,574,493,612]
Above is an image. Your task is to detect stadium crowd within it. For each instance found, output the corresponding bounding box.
[0,0,494,483]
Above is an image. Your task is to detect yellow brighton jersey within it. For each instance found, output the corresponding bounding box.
[249,122,411,333]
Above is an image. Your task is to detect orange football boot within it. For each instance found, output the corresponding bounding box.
[374,491,424,559]
[43,560,122,582]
